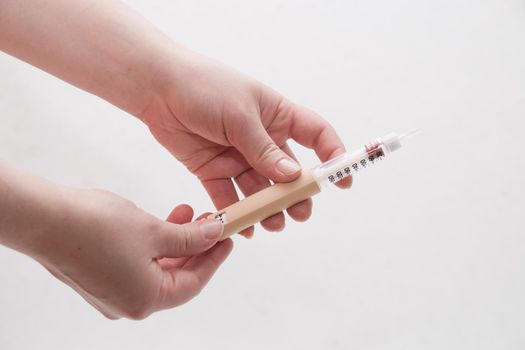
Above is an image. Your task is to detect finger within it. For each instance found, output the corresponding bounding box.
[192,147,251,179]
[285,198,313,222]
[166,204,194,224]
[239,228,255,239]
[336,175,352,189]
[155,219,224,258]
[158,205,196,268]
[234,168,285,232]
[202,178,239,212]
[193,212,254,238]
[158,256,189,270]
[202,178,253,238]
[286,101,352,189]
[195,212,212,221]
[162,238,233,307]
[194,212,252,237]
[280,143,314,221]
[229,114,301,184]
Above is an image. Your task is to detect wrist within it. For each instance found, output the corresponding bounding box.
[0,163,71,260]
[136,42,198,124]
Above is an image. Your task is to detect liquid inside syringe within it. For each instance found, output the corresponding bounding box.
[209,131,417,239]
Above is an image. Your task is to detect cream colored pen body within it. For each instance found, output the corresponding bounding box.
[209,131,415,240]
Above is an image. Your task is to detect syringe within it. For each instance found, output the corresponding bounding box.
[209,131,417,240]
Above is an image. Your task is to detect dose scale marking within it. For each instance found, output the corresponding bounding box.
[326,141,386,184]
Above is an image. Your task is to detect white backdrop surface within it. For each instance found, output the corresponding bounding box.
[1,1,524,349]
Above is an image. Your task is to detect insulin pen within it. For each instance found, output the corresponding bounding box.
[208,130,417,240]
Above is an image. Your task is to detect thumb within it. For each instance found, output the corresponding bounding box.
[232,118,301,183]
[156,219,224,258]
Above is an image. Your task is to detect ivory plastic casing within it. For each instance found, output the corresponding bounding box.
[208,170,321,241]
[207,131,415,241]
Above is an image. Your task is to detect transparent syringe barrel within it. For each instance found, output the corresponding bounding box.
[312,135,399,188]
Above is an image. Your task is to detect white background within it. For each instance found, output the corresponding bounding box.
[1,0,525,349]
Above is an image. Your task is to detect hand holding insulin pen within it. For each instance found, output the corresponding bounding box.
[208,130,418,240]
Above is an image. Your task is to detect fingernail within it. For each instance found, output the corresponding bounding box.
[200,220,223,241]
[276,158,301,176]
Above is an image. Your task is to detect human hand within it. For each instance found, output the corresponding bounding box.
[1,0,349,238]
[142,50,351,238]
[35,188,232,320]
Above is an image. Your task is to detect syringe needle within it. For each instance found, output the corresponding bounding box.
[399,129,420,141]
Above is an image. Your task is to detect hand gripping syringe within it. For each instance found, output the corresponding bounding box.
[209,131,417,240]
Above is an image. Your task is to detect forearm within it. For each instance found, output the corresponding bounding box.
[0,0,181,117]
[0,162,67,258]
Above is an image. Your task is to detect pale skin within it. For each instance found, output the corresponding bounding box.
[0,0,351,319]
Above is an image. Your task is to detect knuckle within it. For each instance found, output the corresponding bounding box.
[193,285,205,298]
[89,188,138,211]
[226,104,254,121]
[101,312,121,321]
[255,142,280,164]
[191,275,206,298]
[174,224,194,254]
[224,110,253,139]
[146,216,163,236]
[124,305,151,320]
